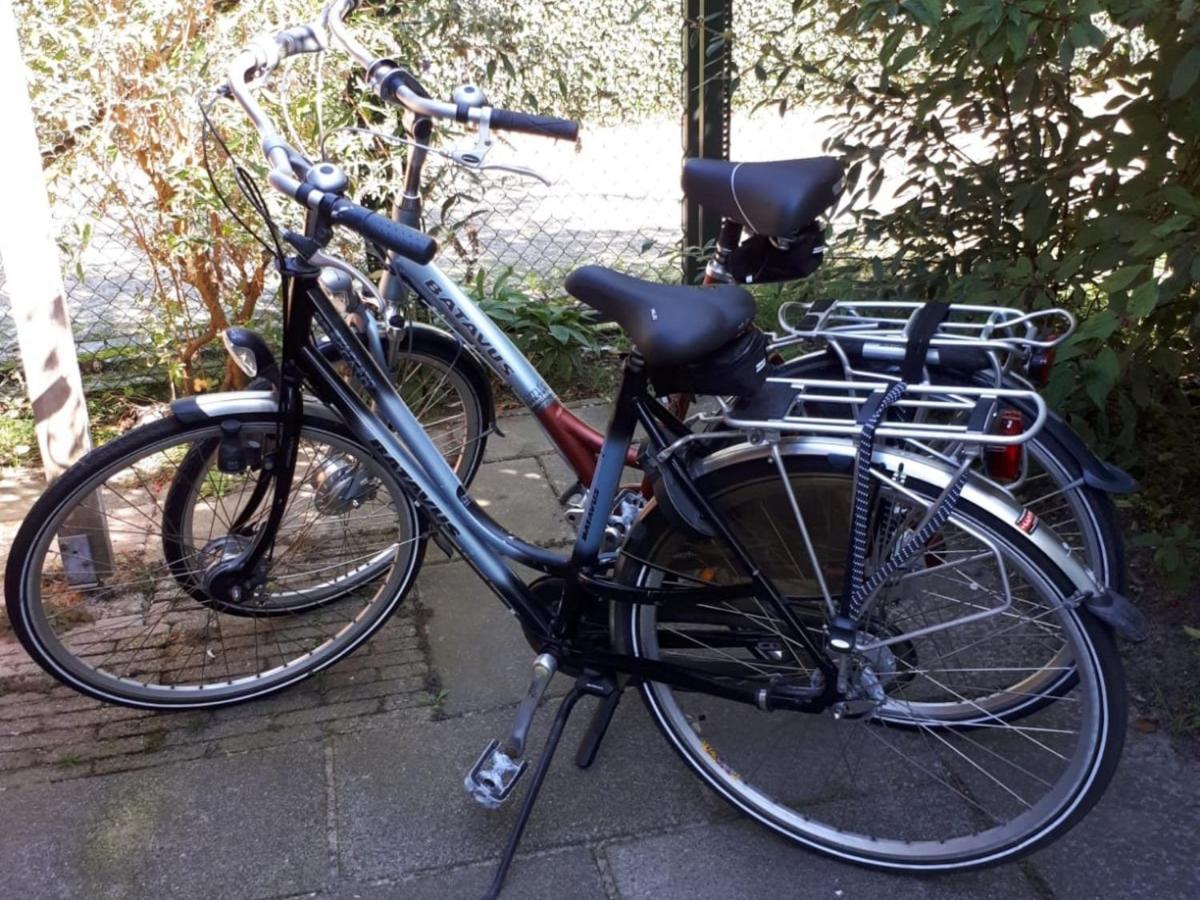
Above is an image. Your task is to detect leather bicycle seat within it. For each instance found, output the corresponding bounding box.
[682,157,844,236]
[564,266,755,367]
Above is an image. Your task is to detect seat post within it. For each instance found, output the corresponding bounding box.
[704,218,743,284]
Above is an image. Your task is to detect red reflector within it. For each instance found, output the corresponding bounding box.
[984,408,1024,482]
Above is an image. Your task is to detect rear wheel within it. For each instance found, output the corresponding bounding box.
[614,451,1125,871]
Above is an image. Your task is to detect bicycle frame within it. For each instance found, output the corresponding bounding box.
[388,253,627,484]
[252,253,838,710]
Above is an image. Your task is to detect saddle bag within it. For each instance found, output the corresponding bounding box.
[648,326,769,397]
[727,222,825,284]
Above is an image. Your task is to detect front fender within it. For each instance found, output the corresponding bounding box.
[171,391,343,426]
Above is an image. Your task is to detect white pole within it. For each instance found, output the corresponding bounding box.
[0,0,111,579]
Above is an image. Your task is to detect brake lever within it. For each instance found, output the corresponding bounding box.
[322,125,552,185]
[473,162,550,186]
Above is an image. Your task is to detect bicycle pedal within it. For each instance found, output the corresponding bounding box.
[464,739,527,809]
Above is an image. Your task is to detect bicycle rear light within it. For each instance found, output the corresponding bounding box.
[984,408,1024,483]
[1027,333,1059,388]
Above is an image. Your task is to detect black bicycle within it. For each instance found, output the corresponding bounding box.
[4,5,1144,896]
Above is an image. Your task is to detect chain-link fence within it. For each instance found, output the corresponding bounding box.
[0,112,690,400]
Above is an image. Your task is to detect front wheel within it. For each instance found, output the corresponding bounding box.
[4,412,425,709]
[613,451,1126,871]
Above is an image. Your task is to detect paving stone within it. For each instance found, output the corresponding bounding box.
[603,819,1039,900]
[329,847,607,900]
[470,458,573,545]
[536,449,641,500]
[0,742,330,900]
[333,698,712,881]
[0,468,44,523]
[485,414,555,461]
[420,562,568,715]
[1031,730,1200,900]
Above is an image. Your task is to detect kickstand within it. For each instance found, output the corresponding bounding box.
[482,675,615,900]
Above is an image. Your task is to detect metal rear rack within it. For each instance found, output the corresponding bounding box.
[720,375,1047,446]
[774,298,1075,362]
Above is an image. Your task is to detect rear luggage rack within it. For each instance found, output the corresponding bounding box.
[719,375,1047,446]
[774,298,1075,369]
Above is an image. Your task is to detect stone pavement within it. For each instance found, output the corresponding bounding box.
[1,400,1198,899]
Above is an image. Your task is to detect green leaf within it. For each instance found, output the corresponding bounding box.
[1170,46,1200,100]
[1128,281,1158,318]
[1152,214,1193,238]
[1074,309,1119,343]
[1023,191,1051,242]
[1068,20,1105,50]
[1183,626,1200,641]
[1083,346,1120,408]
[1101,265,1145,293]
[892,45,922,71]
[900,0,942,28]
[1162,185,1200,216]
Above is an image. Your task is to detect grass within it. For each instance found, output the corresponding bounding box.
[55,753,84,769]
[0,389,160,468]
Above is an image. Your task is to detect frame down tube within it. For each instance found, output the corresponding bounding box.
[297,280,556,636]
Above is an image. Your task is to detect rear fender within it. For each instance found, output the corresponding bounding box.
[687,437,1143,639]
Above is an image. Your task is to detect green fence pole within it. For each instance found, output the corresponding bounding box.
[681,0,732,284]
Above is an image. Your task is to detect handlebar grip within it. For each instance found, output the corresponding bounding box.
[488,107,579,141]
[329,199,437,264]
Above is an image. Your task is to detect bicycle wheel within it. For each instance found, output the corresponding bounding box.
[613,450,1125,871]
[4,411,424,709]
[384,328,491,485]
[162,335,485,605]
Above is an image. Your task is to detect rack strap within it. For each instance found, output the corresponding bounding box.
[901,301,951,382]
[841,380,907,617]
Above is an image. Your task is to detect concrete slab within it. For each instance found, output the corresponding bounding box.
[0,467,43,522]
[485,414,553,461]
[603,819,1039,900]
[332,698,712,881]
[420,562,568,714]
[0,742,329,900]
[536,449,641,501]
[470,458,573,546]
[1031,730,1200,900]
[326,847,607,900]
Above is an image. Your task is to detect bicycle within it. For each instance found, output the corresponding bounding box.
[4,5,1145,895]
[159,0,1131,633]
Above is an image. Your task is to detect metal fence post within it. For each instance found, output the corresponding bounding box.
[681,0,733,284]
[0,1,113,581]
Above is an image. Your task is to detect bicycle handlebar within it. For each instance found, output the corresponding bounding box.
[224,20,438,263]
[326,0,579,140]
[224,0,576,262]
[327,196,437,264]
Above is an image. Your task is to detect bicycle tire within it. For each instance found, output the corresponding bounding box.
[4,411,425,709]
[613,448,1125,871]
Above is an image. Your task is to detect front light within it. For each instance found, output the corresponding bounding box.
[222,329,259,377]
